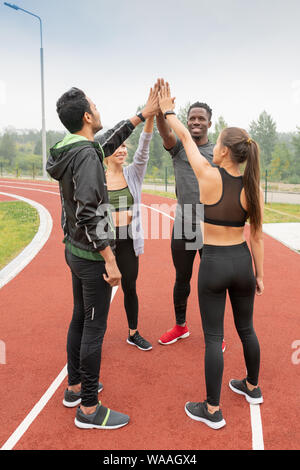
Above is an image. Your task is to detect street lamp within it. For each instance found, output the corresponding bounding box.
[4,2,47,179]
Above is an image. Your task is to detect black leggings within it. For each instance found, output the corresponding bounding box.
[115,225,139,330]
[65,249,112,407]
[198,242,260,406]
[171,226,202,325]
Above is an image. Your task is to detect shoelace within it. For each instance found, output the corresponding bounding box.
[134,333,148,346]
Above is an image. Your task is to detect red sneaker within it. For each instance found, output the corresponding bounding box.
[158,324,190,345]
[222,339,226,353]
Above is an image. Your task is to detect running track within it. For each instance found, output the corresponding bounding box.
[0,178,299,451]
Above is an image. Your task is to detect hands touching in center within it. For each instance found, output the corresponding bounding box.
[140,78,176,120]
[157,78,176,115]
[140,82,160,119]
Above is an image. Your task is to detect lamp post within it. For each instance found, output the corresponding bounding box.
[4,2,47,179]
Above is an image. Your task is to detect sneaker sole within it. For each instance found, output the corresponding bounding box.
[63,397,82,408]
[184,403,226,430]
[74,417,129,430]
[229,380,263,405]
[126,339,152,351]
[158,331,190,345]
[63,385,104,408]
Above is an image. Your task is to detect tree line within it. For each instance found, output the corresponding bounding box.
[0,128,65,177]
[127,104,300,184]
[0,106,299,183]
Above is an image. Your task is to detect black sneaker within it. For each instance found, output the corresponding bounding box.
[185,401,226,430]
[127,331,152,351]
[75,401,129,430]
[63,382,103,408]
[229,378,263,404]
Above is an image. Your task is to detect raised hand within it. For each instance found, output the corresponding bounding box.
[156,78,165,115]
[158,81,176,115]
[141,83,160,118]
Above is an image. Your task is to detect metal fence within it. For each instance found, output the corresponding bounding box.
[143,169,300,205]
[1,167,300,205]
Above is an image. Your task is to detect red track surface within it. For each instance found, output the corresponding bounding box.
[0,178,299,451]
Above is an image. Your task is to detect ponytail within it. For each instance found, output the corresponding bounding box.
[243,140,261,232]
[220,128,262,232]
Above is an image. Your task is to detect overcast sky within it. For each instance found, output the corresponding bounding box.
[0,0,299,133]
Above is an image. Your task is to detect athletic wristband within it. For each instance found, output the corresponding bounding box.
[164,110,176,119]
[137,112,146,122]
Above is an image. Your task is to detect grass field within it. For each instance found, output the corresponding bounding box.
[143,190,300,223]
[0,201,40,270]
[263,203,300,223]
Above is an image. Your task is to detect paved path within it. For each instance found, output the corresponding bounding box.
[263,223,300,252]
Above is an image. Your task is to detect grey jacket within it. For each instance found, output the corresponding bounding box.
[47,120,135,254]
[123,131,152,256]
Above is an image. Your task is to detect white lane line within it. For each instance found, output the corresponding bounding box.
[0,182,115,450]
[0,180,58,189]
[0,286,119,451]
[0,192,53,289]
[1,365,68,451]
[0,184,59,196]
[0,190,264,450]
[141,203,175,220]
[143,202,264,450]
[0,202,152,449]
[250,404,264,450]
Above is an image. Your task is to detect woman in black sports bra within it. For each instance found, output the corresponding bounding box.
[158,82,264,430]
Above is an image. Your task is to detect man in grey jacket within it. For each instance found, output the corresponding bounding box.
[47,86,159,430]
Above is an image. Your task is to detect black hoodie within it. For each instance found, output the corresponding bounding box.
[47,119,134,255]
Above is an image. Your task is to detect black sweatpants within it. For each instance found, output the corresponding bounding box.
[114,225,139,331]
[198,242,260,406]
[65,249,112,407]
[171,225,202,325]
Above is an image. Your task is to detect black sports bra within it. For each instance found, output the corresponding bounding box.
[203,167,248,227]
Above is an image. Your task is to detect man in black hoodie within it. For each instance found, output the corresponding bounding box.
[47,86,159,429]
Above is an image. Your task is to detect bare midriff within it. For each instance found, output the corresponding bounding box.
[112,210,133,227]
[202,222,246,246]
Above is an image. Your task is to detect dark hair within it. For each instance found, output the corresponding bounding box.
[188,102,212,121]
[56,87,92,133]
[220,127,262,232]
